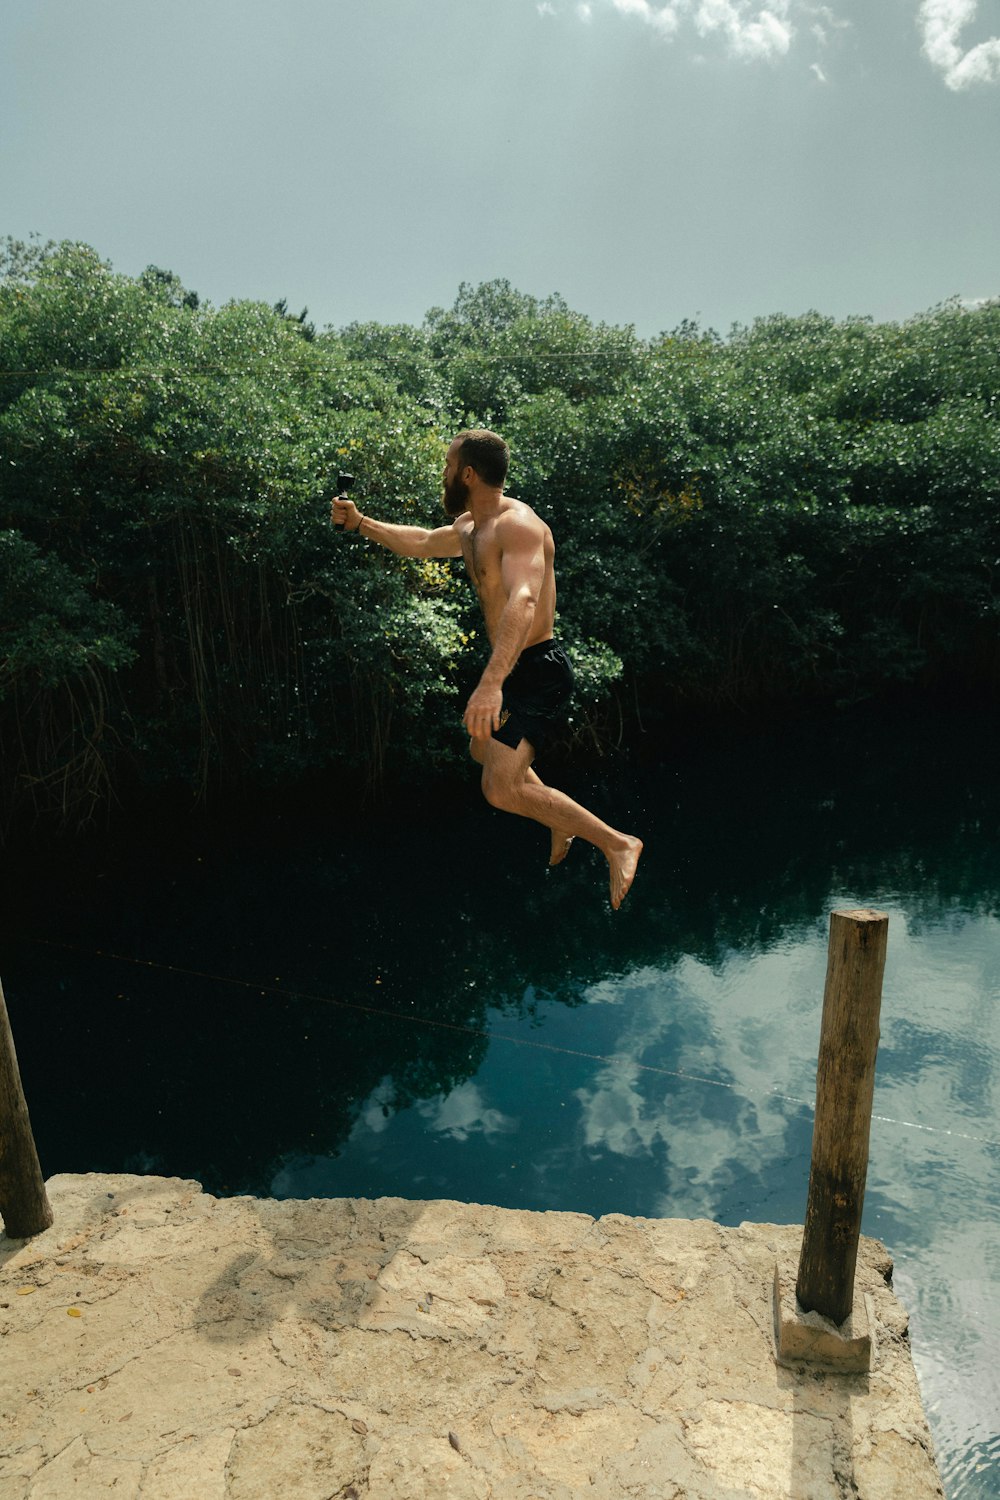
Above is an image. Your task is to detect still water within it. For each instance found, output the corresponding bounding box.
[4,702,999,1497]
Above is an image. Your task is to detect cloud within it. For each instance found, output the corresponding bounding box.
[602,0,794,57]
[693,0,793,59]
[807,2,850,47]
[569,958,817,1218]
[416,1081,516,1142]
[919,0,1000,87]
[810,60,828,81]
[612,0,682,35]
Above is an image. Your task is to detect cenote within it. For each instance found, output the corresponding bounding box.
[3,699,999,1499]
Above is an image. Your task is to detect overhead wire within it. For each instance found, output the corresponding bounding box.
[24,935,1000,1152]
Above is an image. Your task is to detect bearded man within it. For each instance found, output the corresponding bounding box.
[332,429,642,908]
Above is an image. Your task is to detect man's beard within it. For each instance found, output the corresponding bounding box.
[443,472,470,517]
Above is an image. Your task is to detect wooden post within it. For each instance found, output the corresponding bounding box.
[0,975,53,1239]
[796,908,887,1326]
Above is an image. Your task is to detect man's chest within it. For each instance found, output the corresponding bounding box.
[462,527,503,593]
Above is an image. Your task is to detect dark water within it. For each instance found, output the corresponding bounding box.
[3,701,1000,1498]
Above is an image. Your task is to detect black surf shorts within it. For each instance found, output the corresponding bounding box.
[493,639,575,756]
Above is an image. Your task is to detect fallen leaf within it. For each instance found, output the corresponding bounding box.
[16,1287,36,1297]
[67,1308,82,1318]
[351,1419,368,1435]
[227,1367,243,1377]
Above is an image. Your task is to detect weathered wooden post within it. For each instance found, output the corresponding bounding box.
[796,907,888,1324]
[0,975,53,1238]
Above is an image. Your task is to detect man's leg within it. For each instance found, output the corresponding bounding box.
[470,737,575,866]
[476,736,643,909]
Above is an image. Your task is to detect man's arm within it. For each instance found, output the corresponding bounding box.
[331,495,462,559]
[463,516,546,740]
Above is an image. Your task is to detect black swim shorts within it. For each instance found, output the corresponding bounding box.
[493,639,575,756]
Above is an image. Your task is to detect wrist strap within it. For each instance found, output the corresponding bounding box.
[354,514,367,535]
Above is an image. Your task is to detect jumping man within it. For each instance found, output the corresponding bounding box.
[331,429,643,908]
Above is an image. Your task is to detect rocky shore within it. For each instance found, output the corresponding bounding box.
[0,1173,944,1499]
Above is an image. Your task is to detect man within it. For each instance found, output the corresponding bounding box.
[331,429,642,909]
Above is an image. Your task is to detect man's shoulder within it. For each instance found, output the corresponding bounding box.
[497,498,546,537]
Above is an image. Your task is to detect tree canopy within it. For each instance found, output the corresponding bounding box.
[2,239,998,835]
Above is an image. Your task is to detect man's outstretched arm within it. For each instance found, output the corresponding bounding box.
[331,495,462,559]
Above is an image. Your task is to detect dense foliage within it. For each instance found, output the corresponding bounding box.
[2,238,998,834]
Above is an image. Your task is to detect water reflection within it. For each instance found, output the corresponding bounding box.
[266,901,1000,1498]
[3,701,1000,1497]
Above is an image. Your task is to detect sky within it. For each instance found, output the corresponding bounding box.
[1,0,998,339]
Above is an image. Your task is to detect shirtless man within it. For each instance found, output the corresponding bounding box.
[331,428,642,909]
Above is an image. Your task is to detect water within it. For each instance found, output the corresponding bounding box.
[3,701,999,1497]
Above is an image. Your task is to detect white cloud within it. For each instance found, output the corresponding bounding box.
[358,1077,398,1135]
[537,1,556,14]
[416,1081,516,1142]
[919,0,1000,87]
[603,0,794,57]
[652,6,683,34]
[807,2,850,45]
[611,0,681,30]
[694,0,793,58]
[565,0,999,85]
[570,958,816,1218]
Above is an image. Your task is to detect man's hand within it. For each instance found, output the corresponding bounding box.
[463,681,503,741]
[331,495,363,531]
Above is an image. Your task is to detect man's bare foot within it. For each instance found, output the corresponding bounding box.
[548,828,575,867]
[607,836,643,909]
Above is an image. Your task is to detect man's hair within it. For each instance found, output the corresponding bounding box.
[454,428,509,488]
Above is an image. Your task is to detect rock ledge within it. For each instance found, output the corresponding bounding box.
[0,1174,944,1499]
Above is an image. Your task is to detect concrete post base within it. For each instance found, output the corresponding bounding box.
[773,1262,873,1373]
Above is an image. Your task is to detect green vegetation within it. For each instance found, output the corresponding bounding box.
[2,237,998,834]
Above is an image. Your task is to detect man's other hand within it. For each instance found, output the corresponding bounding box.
[331,496,363,531]
[463,682,503,740]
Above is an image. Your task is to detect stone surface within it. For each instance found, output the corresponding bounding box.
[0,1174,945,1500]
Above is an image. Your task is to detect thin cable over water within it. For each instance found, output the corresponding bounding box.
[25,936,1000,1151]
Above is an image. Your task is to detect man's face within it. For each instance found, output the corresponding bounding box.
[442,441,471,517]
